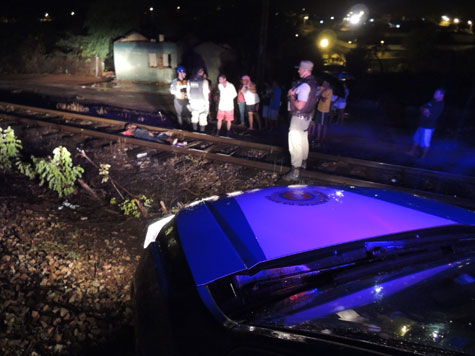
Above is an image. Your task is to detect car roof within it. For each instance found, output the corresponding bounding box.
[176,185,475,286]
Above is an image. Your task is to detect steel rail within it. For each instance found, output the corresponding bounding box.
[2,111,475,210]
[1,101,471,186]
[1,102,474,207]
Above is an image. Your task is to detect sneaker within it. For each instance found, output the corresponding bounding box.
[282,167,300,181]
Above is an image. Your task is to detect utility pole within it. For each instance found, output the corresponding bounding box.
[257,0,269,84]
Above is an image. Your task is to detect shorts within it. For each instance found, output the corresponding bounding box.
[315,111,329,125]
[413,127,434,148]
[246,104,258,113]
[262,105,270,118]
[217,109,234,122]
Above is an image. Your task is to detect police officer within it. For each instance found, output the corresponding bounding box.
[283,60,319,181]
[186,67,210,132]
[170,66,189,128]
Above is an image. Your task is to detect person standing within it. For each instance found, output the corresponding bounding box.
[237,78,248,127]
[314,80,333,145]
[216,74,237,137]
[187,68,210,132]
[268,80,282,130]
[283,60,320,181]
[333,81,349,125]
[407,88,445,159]
[169,66,189,128]
[240,75,262,131]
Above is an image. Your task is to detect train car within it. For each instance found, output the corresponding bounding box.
[133,185,475,356]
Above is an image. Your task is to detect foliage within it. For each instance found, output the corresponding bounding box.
[56,0,148,62]
[33,147,84,197]
[0,126,22,170]
[403,28,438,72]
[99,163,111,183]
[118,195,153,218]
[16,161,36,180]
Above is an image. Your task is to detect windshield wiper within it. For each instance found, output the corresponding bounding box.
[232,229,475,305]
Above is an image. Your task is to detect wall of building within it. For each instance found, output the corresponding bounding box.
[113,41,177,83]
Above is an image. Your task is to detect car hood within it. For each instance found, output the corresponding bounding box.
[176,185,475,286]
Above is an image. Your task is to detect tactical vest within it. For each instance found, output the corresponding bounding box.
[188,76,205,101]
[291,75,319,119]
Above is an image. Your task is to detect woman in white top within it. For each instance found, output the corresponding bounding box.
[240,75,262,130]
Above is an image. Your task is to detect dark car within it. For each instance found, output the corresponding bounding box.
[133,185,475,355]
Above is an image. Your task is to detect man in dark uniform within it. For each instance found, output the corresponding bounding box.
[283,60,320,181]
[186,68,210,132]
[170,66,189,128]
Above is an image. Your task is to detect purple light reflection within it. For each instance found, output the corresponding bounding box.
[281,263,452,325]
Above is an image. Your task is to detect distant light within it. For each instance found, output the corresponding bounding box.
[454,18,460,24]
[330,16,335,20]
[348,40,352,44]
[349,14,361,24]
[468,20,473,25]
[295,33,299,37]
[150,7,154,11]
[71,11,75,16]
[45,13,49,18]
[320,38,329,48]
[275,12,279,16]
[422,17,426,21]
[401,325,410,336]
[177,5,181,10]
[369,18,374,22]
[380,40,385,44]
[320,20,324,24]
[396,24,401,28]
[441,15,450,22]
[302,8,306,11]
[303,15,309,20]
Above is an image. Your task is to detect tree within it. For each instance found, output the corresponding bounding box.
[403,28,437,72]
[57,0,147,63]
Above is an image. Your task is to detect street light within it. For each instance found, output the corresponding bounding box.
[441,15,450,22]
[454,18,460,24]
[319,38,329,48]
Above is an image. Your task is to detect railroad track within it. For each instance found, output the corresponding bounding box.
[1,101,474,209]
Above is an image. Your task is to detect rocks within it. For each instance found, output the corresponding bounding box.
[0,191,137,356]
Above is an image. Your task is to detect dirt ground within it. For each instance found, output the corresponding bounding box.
[0,120,280,355]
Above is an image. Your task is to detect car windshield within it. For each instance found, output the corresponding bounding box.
[209,225,475,355]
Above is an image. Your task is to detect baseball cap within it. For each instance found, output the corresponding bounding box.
[177,66,186,73]
[296,60,314,71]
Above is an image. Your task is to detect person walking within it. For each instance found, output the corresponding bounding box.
[283,60,320,181]
[407,88,445,159]
[186,68,210,132]
[169,66,189,128]
[216,74,237,137]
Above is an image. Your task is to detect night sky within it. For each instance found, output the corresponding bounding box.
[2,0,475,18]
